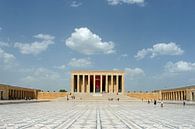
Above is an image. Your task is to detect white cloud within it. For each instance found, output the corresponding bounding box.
[70,1,82,7]
[0,41,10,47]
[68,58,92,67]
[65,27,115,55]
[135,42,184,60]
[121,54,128,57]
[107,0,144,5]
[165,61,195,73]
[0,48,15,64]
[22,68,60,82]
[55,64,66,70]
[33,33,55,41]
[125,67,145,79]
[14,34,55,55]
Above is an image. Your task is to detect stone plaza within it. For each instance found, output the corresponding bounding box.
[0,100,195,129]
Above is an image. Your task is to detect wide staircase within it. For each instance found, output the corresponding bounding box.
[68,93,138,101]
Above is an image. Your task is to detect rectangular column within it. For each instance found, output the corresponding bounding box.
[93,75,96,93]
[122,75,125,94]
[106,75,108,93]
[169,93,171,100]
[116,75,118,93]
[71,75,74,93]
[87,75,90,93]
[82,75,84,93]
[100,75,102,93]
[166,93,167,100]
[181,91,183,100]
[77,75,80,93]
[111,75,113,93]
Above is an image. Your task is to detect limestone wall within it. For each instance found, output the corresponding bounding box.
[0,84,40,100]
[127,92,160,100]
[37,92,67,99]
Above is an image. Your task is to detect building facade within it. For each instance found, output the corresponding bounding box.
[161,86,195,101]
[71,70,125,94]
[0,84,41,100]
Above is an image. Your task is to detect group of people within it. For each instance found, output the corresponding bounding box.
[147,99,164,107]
[147,99,186,107]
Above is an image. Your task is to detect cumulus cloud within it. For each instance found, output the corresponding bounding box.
[14,34,55,55]
[70,1,82,7]
[65,27,115,55]
[165,61,195,73]
[68,58,92,67]
[135,42,184,60]
[107,0,144,5]
[0,41,10,47]
[125,67,145,79]
[22,68,60,82]
[54,64,66,70]
[0,48,15,64]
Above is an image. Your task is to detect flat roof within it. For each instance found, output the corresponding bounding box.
[161,85,195,92]
[71,70,124,74]
[0,84,41,91]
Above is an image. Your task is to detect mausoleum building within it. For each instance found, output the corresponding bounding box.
[71,70,125,94]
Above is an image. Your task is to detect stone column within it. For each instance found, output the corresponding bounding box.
[122,75,125,94]
[165,92,170,100]
[71,74,74,93]
[162,93,165,100]
[162,93,163,100]
[77,75,80,93]
[111,75,113,93]
[100,75,102,93]
[82,75,85,93]
[181,91,183,100]
[176,91,178,100]
[166,93,168,100]
[93,75,96,93]
[106,75,108,93]
[116,75,118,93]
[87,75,90,93]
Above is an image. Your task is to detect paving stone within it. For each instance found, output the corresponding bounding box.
[0,101,195,129]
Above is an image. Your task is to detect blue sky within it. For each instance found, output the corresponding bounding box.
[0,0,195,91]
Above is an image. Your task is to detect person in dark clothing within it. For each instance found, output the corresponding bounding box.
[154,100,157,105]
[183,100,186,106]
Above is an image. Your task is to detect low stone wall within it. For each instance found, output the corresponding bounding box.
[37,92,67,100]
[127,92,160,100]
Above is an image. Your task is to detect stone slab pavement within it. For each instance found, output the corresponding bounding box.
[0,101,195,129]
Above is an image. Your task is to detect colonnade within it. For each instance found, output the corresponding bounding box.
[8,89,36,100]
[71,71,125,94]
[161,90,186,101]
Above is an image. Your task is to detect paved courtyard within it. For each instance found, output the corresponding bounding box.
[0,101,195,129]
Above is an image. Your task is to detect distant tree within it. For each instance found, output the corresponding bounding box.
[59,89,67,92]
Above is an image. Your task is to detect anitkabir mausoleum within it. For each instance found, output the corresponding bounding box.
[70,70,125,94]
[0,70,195,101]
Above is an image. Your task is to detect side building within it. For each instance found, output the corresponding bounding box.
[0,84,41,100]
[71,70,125,94]
[161,85,195,101]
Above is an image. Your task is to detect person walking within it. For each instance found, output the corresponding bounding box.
[154,99,157,105]
[161,101,164,107]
